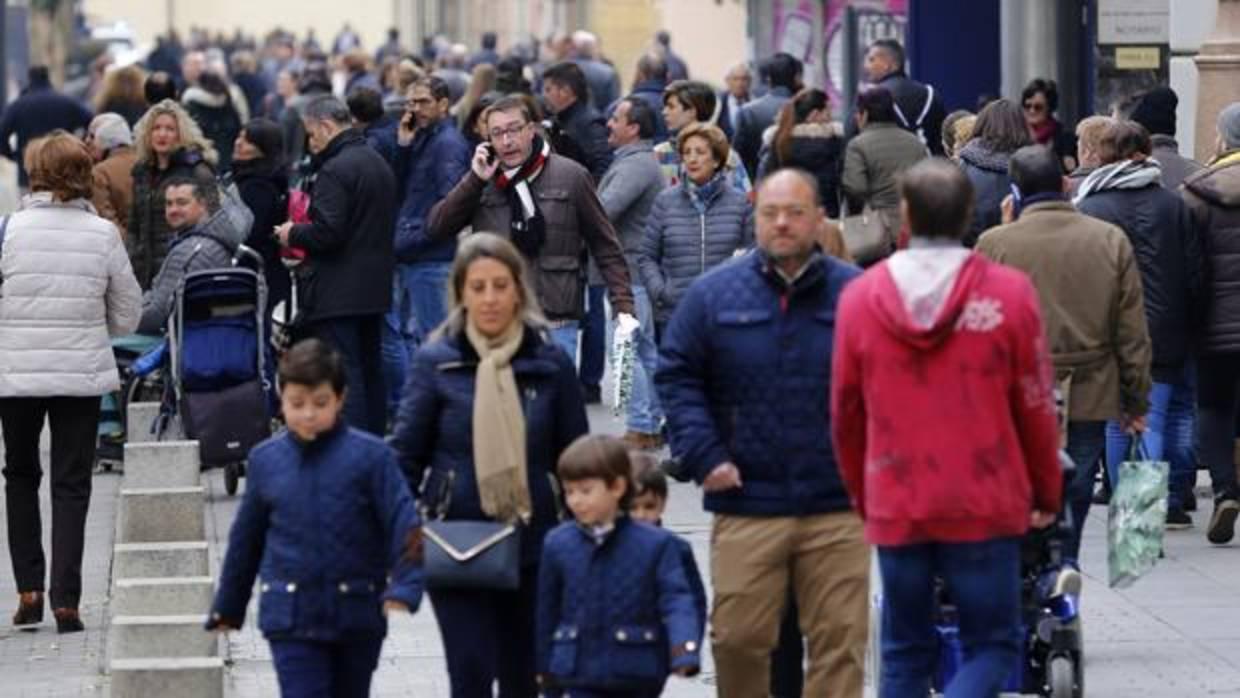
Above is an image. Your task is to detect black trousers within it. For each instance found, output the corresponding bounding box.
[308,314,387,436]
[429,565,540,698]
[0,396,100,609]
[1197,353,1240,499]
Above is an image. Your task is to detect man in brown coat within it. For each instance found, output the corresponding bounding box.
[977,144,1152,563]
[427,95,635,361]
[87,113,138,234]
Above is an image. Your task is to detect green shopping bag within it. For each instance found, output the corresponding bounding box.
[1107,439,1169,589]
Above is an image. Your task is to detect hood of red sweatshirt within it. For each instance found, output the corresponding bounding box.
[868,252,990,351]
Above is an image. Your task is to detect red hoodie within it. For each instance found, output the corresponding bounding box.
[831,251,1062,546]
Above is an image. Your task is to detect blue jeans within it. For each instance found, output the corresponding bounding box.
[269,635,384,697]
[548,322,580,366]
[310,315,386,435]
[381,276,408,415]
[1105,365,1196,511]
[625,286,663,434]
[1064,420,1107,564]
[579,285,607,389]
[878,538,1022,698]
[398,261,452,344]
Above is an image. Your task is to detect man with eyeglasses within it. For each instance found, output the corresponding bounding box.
[656,169,868,698]
[427,95,636,362]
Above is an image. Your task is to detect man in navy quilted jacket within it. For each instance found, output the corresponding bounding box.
[656,168,869,698]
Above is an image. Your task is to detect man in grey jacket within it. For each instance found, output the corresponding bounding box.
[138,177,243,334]
[600,97,666,449]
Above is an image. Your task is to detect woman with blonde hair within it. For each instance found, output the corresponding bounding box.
[453,62,497,129]
[390,232,588,697]
[0,132,141,634]
[127,99,218,287]
[92,65,147,127]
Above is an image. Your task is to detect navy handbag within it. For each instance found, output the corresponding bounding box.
[423,520,521,591]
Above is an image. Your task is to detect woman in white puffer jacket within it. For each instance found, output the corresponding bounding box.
[0,131,141,633]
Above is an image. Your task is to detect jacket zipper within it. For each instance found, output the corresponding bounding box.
[700,212,706,274]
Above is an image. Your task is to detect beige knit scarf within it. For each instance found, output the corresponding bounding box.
[466,319,531,523]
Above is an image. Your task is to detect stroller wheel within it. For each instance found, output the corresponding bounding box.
[1048,655,1079,698]
[224,463,241,496]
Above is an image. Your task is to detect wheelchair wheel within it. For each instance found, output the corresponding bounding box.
[1048,655,1078,698]
[224,462,241,496]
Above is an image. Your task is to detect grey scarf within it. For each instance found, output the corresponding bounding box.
[1072,159,1163,205]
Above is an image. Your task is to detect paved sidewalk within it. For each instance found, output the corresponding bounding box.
[5,412,1240,696]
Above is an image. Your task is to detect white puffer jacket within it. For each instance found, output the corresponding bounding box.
[0,194,142,397]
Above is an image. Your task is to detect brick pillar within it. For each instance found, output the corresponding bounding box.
[1194,0,1240,162]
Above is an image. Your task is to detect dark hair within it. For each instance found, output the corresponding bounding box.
[28,65,50,86]
[856,87,896,124]
[1009,145,1064,197]
[482,31,498,50]
[774,88,829,164]
[413,75,452,103]
[663,80,716,122]
[630,451,668,500]
[239,118,284,166]
[25,131,94,201]
[278,338,347,394]
[198,70,230,98]
[899,157,975,240]
[542,61,589,102]
[972,98,1033,153]
[556,435,635,510]
[1097,120,1152,164]
[145,71,179,105]
[346,86,385,124]
[1021,78,1059,114]
[619,96,656,140]
[635,52,668,86]
[765,52,803,90]
[162,175,213,205]
[868,39,906,69]
[302,95,352,125]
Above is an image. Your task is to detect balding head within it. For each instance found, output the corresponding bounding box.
[899,158,975,240]
[755,169,823,274]
[572,31,598,58]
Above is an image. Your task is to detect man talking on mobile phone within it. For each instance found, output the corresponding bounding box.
[427,95,637,363]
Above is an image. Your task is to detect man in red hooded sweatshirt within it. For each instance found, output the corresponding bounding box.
[831,158,1062,697]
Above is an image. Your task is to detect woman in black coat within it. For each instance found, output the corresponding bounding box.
[957,98,1032,246]
[757,88,846,217]
[390,233,589,698]
[228,119,291,317]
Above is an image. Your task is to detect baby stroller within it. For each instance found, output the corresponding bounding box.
[166,245,273,495]
[932,450,1084,697]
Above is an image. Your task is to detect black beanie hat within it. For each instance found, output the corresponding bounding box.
[1129,86,1178,137]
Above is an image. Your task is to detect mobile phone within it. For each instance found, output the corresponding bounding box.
[402,111,415,130]
[483,143,497,165]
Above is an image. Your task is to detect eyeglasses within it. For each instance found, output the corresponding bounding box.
[488,123,529,141]
[406,97,434,108]
[1023,102,1047,114]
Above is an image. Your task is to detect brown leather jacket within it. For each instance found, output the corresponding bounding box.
[976,200,1152,421]
[91,146,137,235]
[427,153,634,321]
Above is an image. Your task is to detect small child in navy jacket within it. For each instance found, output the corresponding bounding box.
[207,339,423,697]
[537,435,703,697]
[628,452,708,635]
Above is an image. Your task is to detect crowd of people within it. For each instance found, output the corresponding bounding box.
[3,20,1240,698]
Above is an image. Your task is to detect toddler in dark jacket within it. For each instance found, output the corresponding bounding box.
[207,339,423,697]
[537,435,703,697]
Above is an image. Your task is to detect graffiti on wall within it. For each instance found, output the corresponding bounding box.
[771,0,907,110]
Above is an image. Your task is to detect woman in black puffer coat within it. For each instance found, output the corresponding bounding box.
[957,98,1031,246]
[757,88,846,217]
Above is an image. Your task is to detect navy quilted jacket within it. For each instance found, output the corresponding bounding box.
[209,423,423,640]
[656,250,861,516]
[536,517,703,691]
[637,181,753,325]
[389,326,590,565]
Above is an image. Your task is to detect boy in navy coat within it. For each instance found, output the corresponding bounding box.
[207,339,423,697]
[537,435,703,697]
